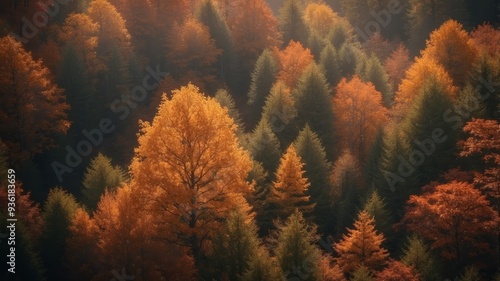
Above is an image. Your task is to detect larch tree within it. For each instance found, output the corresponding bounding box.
[242,245,284,281]
[303,3,338,38]
[358,54,392,107]
[247,120,282,180]
[0,36,69,165]
[307,30,326,60]
[384,43,412,94]
[214,89,244,134]
[362,190,393,247]
[320,42,342,88]
[375,261,419,281]
[401,235,440,281]
[363,32,393,62]
[328,19,354,50]
[338,42,362,78]
[130,83,253,262]
[293,63,335,160]
[350,266,374,281]
[274,210,322,281]
[403,181,499,268]
[420,20,478,86]
[270,145,315,219]
[334,211,389,274]
[333,76,388,163]
[275,40,314,89]
[278,0,308,46]
[81,153,126,211]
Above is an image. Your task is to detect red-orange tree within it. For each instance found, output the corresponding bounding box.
[333,76,388,163]
[274,41,314,89]
[0,36,69,164]
[375,260,419,281]
[403,181,499,264]
[130,84,253,262]
[384,43,411,93]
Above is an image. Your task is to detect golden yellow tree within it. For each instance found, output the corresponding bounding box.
[130,83,253,262]
[274,41,314,89]
[270,145,315,219]
[420,20,478,85]
[303,3,339,37]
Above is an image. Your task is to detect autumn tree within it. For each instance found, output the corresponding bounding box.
[362,191,393,247]
[328,20,354,50]
[242,246,284,281]
[384,43,412,93]
[375,260,419,281]
[363,32,393,62]
[247,49,277,128]
[130,84,253,262]
[214,89,244,134]
[303,3,338,38]
[333,76,388,163]
[294,125,332,233]
[269,145,315,219]
[0,36,69,165]
[247,120,282,180]
[403,181,499,269]
[275,40,314,89]
[294,63,335,159]
[401,235,440,281]
[274,210,322,281]
[420,20,478,85]
[279,0,308,45]
[357,54,392,107]
[334,211,389,274]
[81,153,126,211]
[350,266,373,281]
[320,42,342,88]
[260,81,297,146]
[40,187,79,280]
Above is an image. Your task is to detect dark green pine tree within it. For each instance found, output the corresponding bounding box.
[82,153,126,211]
[306,30,325,61]
[338,42,362,78]
[247,49,277,129]
[328,20,354,50]
[401,235,441,281]
[247,120,281,181]
[359,54,393,107]
[293,63,335,160]
[471,55,500,120]
[294,125,333,234]
[208,208,261,281]
[261,81,298,148]
[57,43,95,138]
[106,46,130,106]
[274,210,322,281]
[278,0,308,46]
[246,160,272,236]
[364,128,384,189]
[319,42,342,87]
[39,188,79,281]
[215,89,244,135]
[242,247,283,281]
[362,190,394,249]
[196,0,235,84]
[351,266,374,281]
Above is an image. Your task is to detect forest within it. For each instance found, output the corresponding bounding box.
[0,0,499,280]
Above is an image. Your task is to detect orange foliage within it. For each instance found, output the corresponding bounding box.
[274,41,314,89]
[334,211,389,273]
[470,24,500,57]
[130,84,253,259]
[420,20,478,85]
[384,43,412,91]
[333,76,389,163]
[0,36,69,164]
[0,184,42,238]
[375,260,419,281]
[403,181,499,261]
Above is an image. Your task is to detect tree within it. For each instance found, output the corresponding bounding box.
[375,260,419,281]
[270,145,314,219]
[82,153,126,211]
[328,20,354,50]
[420,20,478,85]
[362,191,393,246]
[0,36,69,164]
[334,211,389,274]
[247,49,277,128]
[401,235,440,281]
[275,40,314,89]
[242,246,284,281]
[384,43,411,94]
[307,30,326,60]
[363,32,393,62]
[320,42,342,87]
[338,43,362,78]
[294,63,335,159]
[130,83,253,262]
[294,125,332,233]
[350,266,373,281]
[260,81,297,146]
[403,181,499,268]
[247,120,282,180]
[458,266,481,281]
[214,89,244,133]
[394,55,457,118]
[358,54,392,107]
[278,0,308,45]
[39,187,79,281]
[275,210,321,281]
[333,76,388,163]
[303,3,338,38]
[470,23,500,58]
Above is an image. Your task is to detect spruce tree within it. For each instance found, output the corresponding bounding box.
[215,89,244,134]
[320,43,342,87]
[401,235,440,281]
[242,247,284,281]
[362,190,394,249]
[247,120,281,180]
[359,54,393,107]
[328,20,354,49]
[338,43,361,78]
[307,30,326,60]
[279,0,308,46]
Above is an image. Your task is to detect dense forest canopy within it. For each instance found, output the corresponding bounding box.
[0,0,499,280]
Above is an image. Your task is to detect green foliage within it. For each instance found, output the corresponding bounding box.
[328,21,354,49]
[350,266,374,281]
[338,43,362,78]
[362,190,393,247]
[242,247,284,281]
[358,54,393,107]
[458,266,481,281]
[401,235,440,281]
[320,43,342,87]
[275,210,321,281]
[40,187,79,280]
[294,125,332,233]
[293,63,335,160]
[247,49,278,128]
[247,120,281,180]
[215,89,244,133]
[307,30,326,60]
[471,55,500,120]
[279,0,308,46]
[82,153,125,210]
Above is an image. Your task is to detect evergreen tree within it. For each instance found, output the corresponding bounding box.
[247,49,278,129]
[338,43,361,78]
[351,266,374,281]
[39,188,79,281]
[294,125,332,233]
[82,153,126,210]
[458,266,481,281]
[242,246,284,281]
[471,55,500,120]
[359,54,393,107]
[261,81,297,147]
[293,63,335,160]
[247,120,281,180]
[320,43,342,87]
[307,30,326,60]
[362,190,393,248]
[275,210,322,281]
[270,145,315,219]
[215,89,244,134]
[278,0,308,46]
[328,20,354,50]
[401,235,440,281]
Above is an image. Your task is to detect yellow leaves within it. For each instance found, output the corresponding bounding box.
[304,3,339,37]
